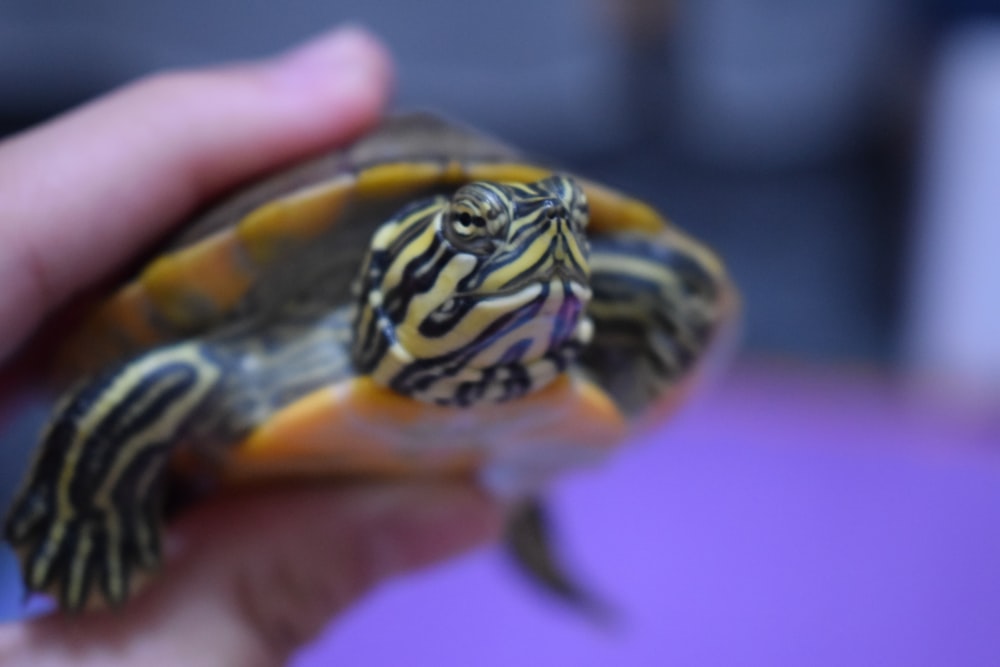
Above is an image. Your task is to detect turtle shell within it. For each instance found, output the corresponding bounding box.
[53,112,736,484]
[57,113,723,374]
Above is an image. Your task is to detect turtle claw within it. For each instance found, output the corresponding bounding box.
[7,501,161,612]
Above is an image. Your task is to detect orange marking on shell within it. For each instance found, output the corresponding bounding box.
[466,163,552,184]
[94,283,161,348]
[142,231,255,333]
[462,165,668,235]
[55,283,163,378]
[222,375,627,484]
[581,181,668,235]
[441,159,468,184]
[355,162,447,199]
[237,176,355,264]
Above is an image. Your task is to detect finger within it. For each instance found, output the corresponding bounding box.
[0,483,503,667]
[0,26,394,361]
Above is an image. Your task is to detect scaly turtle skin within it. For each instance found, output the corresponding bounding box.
[4,113,736,612]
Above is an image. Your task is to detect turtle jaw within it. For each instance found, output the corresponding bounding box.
[372,275,593,406]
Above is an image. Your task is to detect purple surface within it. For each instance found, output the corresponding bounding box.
[295,363,1000,666]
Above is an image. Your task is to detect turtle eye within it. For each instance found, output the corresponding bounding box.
[443,184,510,253]
[450,210,486,238]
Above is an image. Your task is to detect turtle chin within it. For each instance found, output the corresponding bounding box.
[522,276,590,350]
[373,276,593,407]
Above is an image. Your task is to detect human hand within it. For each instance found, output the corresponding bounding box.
[0,27,503,666]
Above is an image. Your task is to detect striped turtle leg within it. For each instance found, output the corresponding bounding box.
[505,499,612,622]
[3,343,222,611]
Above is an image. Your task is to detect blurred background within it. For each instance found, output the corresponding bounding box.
[1,1,999,665]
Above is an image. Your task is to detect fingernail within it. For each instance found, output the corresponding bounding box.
[272,25,382,90]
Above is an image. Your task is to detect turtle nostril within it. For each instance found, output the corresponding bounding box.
[544,201,567,220]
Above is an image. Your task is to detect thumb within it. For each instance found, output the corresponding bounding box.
[0,483,503,667]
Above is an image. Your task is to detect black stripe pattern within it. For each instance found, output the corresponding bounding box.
[3,344,220,610]
[581,234,723,414]
[352,175,593,406]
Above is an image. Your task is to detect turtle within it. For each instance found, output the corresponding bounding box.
[3,113,737,613]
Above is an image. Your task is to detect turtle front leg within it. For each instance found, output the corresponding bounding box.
[3,343,221,611]
[584,233,728,415]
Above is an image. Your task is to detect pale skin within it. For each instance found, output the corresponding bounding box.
[0,27,503,666]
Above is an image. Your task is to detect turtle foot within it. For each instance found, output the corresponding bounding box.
[5,494,162,612]
[505,499,616,625]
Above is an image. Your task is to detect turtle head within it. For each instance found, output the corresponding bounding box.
[353,175,594,406]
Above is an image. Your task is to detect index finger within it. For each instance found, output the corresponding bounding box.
[0,26,393,361]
